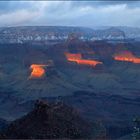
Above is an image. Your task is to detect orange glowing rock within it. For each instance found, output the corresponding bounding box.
[114,51,140,64]
[65,52,102,67]
[76,59,102,67]
[29,64,46,79]
[65,53,82,61]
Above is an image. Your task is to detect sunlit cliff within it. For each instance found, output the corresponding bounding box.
[29,64,47,79]
[114,51,140,64]
[65,53,102,67]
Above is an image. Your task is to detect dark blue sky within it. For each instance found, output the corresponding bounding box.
[0,1,140,27]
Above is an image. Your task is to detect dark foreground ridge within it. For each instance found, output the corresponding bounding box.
[0,100,104,139]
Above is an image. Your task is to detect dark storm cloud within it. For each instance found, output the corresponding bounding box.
[0,1,140,27]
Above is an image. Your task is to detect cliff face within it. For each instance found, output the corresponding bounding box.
[0,100,104,139]
[0,26,125,44]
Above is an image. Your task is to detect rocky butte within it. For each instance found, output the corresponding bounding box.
[114,50,140,64]
[65,52,103,67]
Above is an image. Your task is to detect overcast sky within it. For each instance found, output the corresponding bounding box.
[0,1,140,27]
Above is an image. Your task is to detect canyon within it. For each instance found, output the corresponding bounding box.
[0,26,140,139]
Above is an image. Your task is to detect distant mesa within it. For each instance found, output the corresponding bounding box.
[0,26,126,44]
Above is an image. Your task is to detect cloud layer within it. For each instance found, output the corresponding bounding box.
[0,1,140,27]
